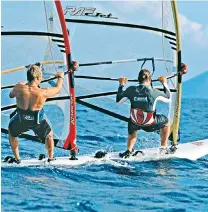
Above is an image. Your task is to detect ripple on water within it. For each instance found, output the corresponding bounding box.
[1,99,208,212]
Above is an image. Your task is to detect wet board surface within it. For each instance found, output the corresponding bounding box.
[2,139,208,167]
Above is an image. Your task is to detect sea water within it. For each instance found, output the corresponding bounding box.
[1,98,208,212]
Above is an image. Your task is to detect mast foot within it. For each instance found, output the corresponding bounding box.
[69,150,78,160]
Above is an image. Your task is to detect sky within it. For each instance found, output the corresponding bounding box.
[1,0,208,83]
[177,1,208,80]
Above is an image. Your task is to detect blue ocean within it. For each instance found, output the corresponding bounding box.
[1,98,208,212]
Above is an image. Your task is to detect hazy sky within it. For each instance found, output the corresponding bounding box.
[177,1,208,80]
[1,1,208,83]
[63,0,208,81]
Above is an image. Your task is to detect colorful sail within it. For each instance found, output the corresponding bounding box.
[1,0,183,151]
[62,1,182,144]
[1,1,77,151]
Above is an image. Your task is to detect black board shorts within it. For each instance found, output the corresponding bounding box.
[8,114,52,143]
[128,114,168,134]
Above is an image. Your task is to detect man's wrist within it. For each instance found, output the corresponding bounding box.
[57,76,64,80]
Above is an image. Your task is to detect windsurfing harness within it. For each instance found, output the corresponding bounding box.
[116,83,171,126]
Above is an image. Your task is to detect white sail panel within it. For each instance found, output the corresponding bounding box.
[62,1,178,129]
[1,1,71,149]
[1,0,180,150]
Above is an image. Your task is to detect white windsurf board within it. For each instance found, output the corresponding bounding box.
[2,139,208,167]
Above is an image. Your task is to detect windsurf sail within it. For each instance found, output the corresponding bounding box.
[62,0,183,145]
[1,0,77,151]
[1,1,183,152]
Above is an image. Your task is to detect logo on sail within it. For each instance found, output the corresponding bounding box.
[64,6,118,19]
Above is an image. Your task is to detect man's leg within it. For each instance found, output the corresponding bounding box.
[119,130,138,158]
[160,123,170,148]
[33,119,54,160]
[127,130,138,152]
[8,130,20,160]
[45,131,54,159]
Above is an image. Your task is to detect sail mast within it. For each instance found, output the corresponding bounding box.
[171,0,182,145]
[55,0,77,152]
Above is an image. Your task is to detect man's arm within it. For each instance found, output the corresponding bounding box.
[44,78,63,98]
[154,76,171,103]
[162,82,171,99]
[116,77,129,104]
[44,72,64,98]
[9,88,16,98]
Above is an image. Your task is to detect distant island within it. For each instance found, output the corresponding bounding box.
[183,71,208,99]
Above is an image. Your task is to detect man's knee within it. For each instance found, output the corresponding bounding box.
[128,130,138,138]
[46,131,53,141]
[160,122,170,132]
[8,129,17,141]
[45,132,54,150]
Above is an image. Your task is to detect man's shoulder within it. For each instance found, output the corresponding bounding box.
[15,81,26,86]
[39,87,50,97]
[126,85,136,90]
[13,81,26,89]
[123,86,136,96]
[18,81,26,85]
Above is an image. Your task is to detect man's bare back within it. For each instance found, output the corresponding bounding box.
[10,82,47,111]
[10,77,63,111]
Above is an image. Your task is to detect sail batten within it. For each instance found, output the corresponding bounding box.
[1,0,76,150]
[1,0,182,150]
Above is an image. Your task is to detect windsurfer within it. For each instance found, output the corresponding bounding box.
[7,65,64,163]
[117,69,171,158]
